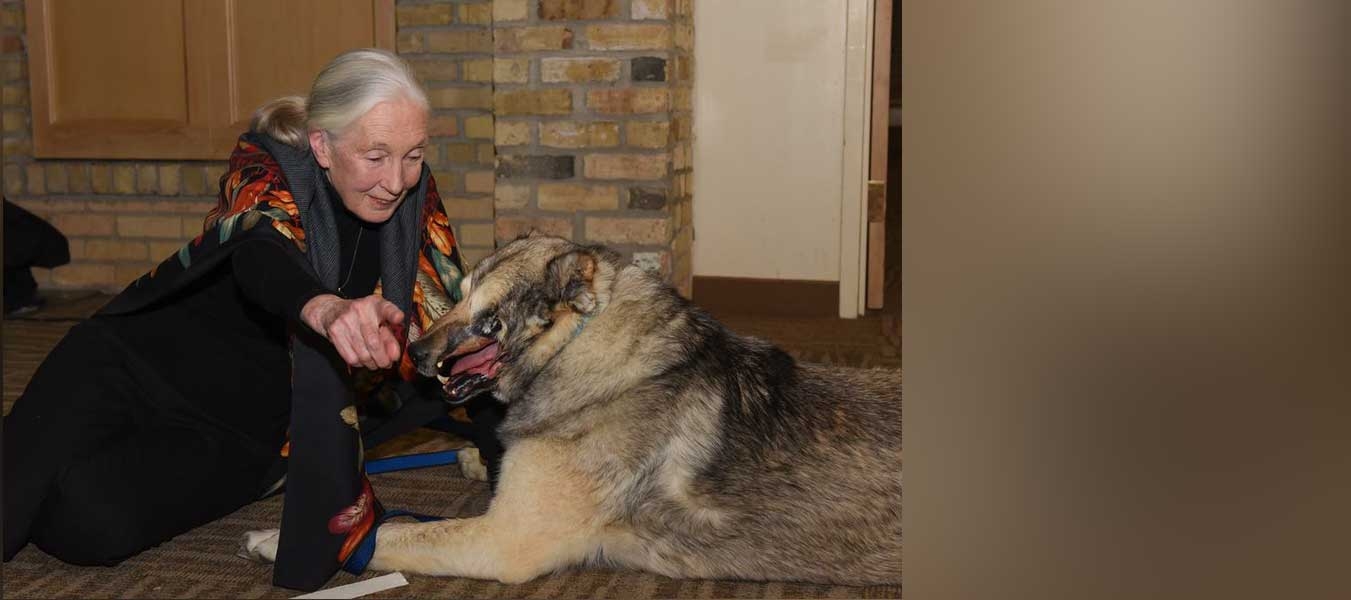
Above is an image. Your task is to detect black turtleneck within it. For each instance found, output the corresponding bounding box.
[328,181,384,301]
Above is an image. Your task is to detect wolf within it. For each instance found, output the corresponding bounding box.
[243,234,901,585]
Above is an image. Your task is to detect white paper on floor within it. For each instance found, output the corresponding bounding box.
[292,572,409,599]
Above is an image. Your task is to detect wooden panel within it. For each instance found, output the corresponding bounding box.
[869,0,892,180]
[225,0,395,129]
[865,0,893,310]
[48,1,187,122]
[28,0,213,158]
[26,0,395,160]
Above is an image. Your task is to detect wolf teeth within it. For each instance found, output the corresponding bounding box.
[437,374,449,385]
[436,360,444,370]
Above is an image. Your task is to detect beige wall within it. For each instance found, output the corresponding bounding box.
[692,0,846,282]
[902,2,1351,598]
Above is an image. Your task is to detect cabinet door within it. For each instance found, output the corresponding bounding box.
[224,0,396,134]
[25,0,394,160]
[26,0,219,159]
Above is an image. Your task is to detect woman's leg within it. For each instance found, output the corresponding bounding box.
[3,322,143,560]
[28,422,274,566]
[5,320,276,565]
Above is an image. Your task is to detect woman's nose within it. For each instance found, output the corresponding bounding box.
[380,161,404,196]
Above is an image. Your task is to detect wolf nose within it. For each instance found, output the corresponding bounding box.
[409,344,431,365]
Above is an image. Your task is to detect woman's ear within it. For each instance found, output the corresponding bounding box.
[309,129,333,169]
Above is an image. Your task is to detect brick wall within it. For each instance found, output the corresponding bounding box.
[2,0,693,295]
[2,0,224,289]
[396,0,498,268]
[490,0,693,296]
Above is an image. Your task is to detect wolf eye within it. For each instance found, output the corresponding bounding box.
[476,316,502,337]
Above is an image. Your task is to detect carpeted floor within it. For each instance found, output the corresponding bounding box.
[2,284,899,598]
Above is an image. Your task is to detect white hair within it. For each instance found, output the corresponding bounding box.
[251,48,429,148]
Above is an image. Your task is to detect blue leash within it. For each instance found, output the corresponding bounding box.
[342,450,460,573]
[341,509,445,574]
[364,449,459,475]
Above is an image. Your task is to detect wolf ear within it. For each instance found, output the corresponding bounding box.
[546,248,608,314]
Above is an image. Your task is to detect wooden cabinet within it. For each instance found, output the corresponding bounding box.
[25,0,394,160]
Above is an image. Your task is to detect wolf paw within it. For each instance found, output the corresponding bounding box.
[238,528,281,563]
[459,446,489,482]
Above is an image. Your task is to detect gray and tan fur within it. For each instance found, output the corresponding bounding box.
[243,234,901,585]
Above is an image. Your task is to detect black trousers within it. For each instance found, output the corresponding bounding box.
[3,320,277,565]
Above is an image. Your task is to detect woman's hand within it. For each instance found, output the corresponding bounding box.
[300,294,405,370]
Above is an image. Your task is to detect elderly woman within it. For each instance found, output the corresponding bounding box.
[2,49,485,590]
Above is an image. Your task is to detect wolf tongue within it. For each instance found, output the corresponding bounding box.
[449,342,500,376]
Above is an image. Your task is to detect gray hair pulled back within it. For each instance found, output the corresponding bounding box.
[251,48,429,149]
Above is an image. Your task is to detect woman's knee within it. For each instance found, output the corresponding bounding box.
[31,501,145,566]
[30,467,158,566]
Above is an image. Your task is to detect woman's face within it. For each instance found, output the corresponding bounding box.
[310,97,428,224]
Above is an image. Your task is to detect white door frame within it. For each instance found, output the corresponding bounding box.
[839,0,875,318]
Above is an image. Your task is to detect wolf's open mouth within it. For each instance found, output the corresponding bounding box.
[436,341,502,404]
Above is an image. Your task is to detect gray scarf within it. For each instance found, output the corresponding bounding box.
[250,132,427,317]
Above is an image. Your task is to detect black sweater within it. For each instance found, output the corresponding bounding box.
[98,187,384,446]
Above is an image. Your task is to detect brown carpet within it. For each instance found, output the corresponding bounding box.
[2,292,900,599]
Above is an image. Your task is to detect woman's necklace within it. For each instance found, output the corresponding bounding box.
[336,225,364,296]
